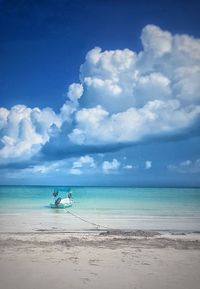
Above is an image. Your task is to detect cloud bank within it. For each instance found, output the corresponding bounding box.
[1,25,200,165]
[167,159,200,174]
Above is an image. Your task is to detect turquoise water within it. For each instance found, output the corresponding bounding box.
[0,186,200,232]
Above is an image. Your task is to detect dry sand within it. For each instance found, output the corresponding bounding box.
[0,231,200,289]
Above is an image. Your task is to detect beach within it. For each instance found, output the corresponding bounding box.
[0,231,200,289]
[1,186,200,288]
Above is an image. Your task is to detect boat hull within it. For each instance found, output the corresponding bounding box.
[50,203,72,209]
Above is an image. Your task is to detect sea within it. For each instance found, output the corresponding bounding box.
[0,186,200,232]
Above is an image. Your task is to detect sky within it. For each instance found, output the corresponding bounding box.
[0,0,200,186]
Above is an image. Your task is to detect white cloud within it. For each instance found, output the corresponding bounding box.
[0,105,61,163]
[69,25,200,145]
[60,100,77,123]
[124,164,133,169]
[69,105,109,144]
[72,155,96,168]
[67,83,83,102]
[80,47,136,112]
[1,25,200,165]
[167,159,200,174]
[78,25,200,112]
[102,158,120,173]
[69,100,200,145]
[141,25,172,57]
[69,155,96,175]
[145,161,152,169]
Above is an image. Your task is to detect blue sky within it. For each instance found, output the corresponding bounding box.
[0,0,200,186]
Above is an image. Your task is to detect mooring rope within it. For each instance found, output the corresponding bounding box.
[65,209,110,230]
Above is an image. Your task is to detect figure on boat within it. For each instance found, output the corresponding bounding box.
[67,188,72,200]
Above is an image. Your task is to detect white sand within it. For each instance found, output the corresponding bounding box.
[0,232,200,289]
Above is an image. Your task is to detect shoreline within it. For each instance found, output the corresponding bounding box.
[1,228,200,234]
[1,212,200,232]
[1,230,200,249]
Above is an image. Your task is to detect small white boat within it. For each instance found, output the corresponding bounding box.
[50,197,73,209]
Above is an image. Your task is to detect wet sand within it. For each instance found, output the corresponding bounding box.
[0,231,200,289]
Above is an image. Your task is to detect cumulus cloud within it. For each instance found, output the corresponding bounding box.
[167,159,200,174]
[69,99,200,145]
[70,25,200,145]
[60,101,77,123]
[141,24,172,57]
[72,155,96,168]
[67,83,83,102]
[102,158,120,173]
[78,25,200,112]
[1,24,200,166]
[0,105,61,163]
[69,155,96,175]
[145,161,152,170]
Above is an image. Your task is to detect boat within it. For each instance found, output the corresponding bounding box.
[50,189,73,209]
[50,197,73,209]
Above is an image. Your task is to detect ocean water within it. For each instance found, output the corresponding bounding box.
[0,186,200,232]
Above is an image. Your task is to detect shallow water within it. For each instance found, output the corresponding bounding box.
[0,186,200,232]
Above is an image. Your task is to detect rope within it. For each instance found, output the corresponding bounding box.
[65,209,110,230]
